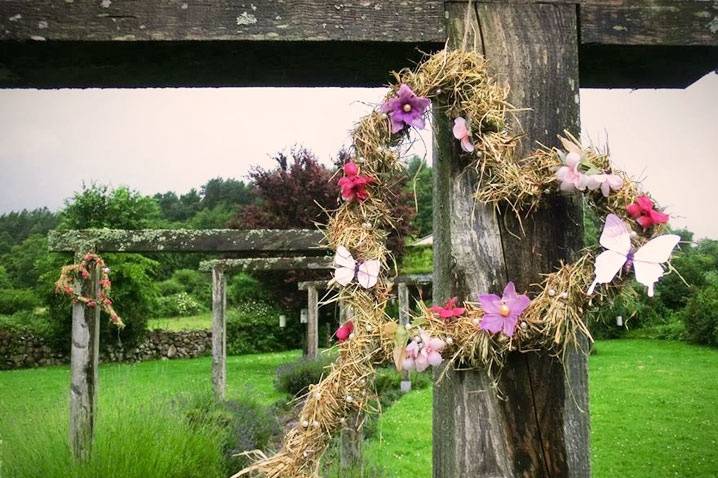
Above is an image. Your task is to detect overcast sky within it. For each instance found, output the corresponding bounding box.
[0,73,716,238]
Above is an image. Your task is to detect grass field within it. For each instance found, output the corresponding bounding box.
[1,340,716,477]
[147,312,212,331]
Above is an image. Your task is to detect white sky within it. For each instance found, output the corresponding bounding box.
[0,73,716,238]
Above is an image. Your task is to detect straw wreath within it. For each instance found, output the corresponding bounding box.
[233,48,675,478]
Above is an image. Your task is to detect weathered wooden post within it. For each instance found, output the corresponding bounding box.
[306,284,319,359]
[432,3,589,477]
[211,265,227,400]
[339,304,363,470]
[397,281,412,393]
[69,252,101,461]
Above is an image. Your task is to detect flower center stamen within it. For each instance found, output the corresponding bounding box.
[402,103,412,113]
[499,304,510,317]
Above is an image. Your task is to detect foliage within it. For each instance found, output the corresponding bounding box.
[2,234,50,289]
[405,156,433,238]
[227,272,272,305]
[200,177,255,211]
[147,312,212,331]
[186,203,236,229]
[229,148,338,230]
[59,183,161,229]
[0,207,58,253]
[154,189,202,223]
[156,292,207,317]
[185,393,281,472]
[167,268,212,305]
[0,265,10,288]
[226,301,302,355]
[0,310,53,336]
[400,246,432,274]
[43,253,159,350]
[682,284,718,347]
[0,288,40,315]
[274,353,337,397]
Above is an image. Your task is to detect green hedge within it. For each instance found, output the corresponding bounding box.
[156,292,207,317]
[226,301,302,355]
[0,288,40,315]
[683,285,718,347]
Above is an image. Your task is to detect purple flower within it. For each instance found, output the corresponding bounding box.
[381,84,431,134]
[478,282,531,338]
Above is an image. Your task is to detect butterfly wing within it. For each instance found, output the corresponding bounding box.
[333,246,356,286]
[600,214,631,254]
[587,250,628,295]
[633,234,680,297]
[356,260,380,289]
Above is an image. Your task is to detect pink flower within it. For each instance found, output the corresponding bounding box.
[381,84,431,134]
[556,152,589,192]
[429,297,465,321]
[452,117,474,153]
[478,282,530,338]
[402,329,445,372]
[338,161,373,202]
[593,173,624,197]
[335,321,354,342]
[626,195,669,229]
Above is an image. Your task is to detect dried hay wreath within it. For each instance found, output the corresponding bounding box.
[234,48,680,478]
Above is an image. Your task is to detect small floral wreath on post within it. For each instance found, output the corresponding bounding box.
[237,48,679,478]
[55,252,124,328]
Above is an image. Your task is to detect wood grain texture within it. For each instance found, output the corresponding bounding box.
[211,266,227,400]
[69,253,100,461]
[306,285,318,359]
[432,2,589,477]
[581,0,718,46]
[0,0,444,42]
[199,256,332,273]
[48,229,326,254]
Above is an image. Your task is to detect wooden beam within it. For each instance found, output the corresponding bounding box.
[397,282,412,393]
[0,1,444,43]
[306,285,319,359]
[199,256,332,273]
[298,280,330,291]
[48,229,325,254]
[211,266,227,400]
[69,253,100,461]
[581,1,718,47]
[432,3,588,477]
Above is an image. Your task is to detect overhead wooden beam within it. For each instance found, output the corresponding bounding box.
[581,1,718,47]
[1,1,715,89]
[0,1,444,43]
[199,256,333,273]
[47,229,326,254]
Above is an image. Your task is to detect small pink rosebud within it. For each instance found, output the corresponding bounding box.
[343,161,359,177]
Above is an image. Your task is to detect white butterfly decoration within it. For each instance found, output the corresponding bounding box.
[588,214,680,297]
[333,245,380,289]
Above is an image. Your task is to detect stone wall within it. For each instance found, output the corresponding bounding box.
[0,329,212,370]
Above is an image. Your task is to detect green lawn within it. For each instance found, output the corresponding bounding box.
[147,312,212,331]
[1,340,716,477]
[364,339,718,477]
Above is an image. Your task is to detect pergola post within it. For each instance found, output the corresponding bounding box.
[211,265,227,400]
[432,3,588,477]
[306,284,319,359]
[339,304,363,470]
[69,251,101,461]
[397,281,412,393]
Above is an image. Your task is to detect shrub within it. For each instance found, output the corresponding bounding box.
[156,292,207,317]
[170,269,211,305]
[0,310,52,336]
[226,301,302,355]
[682,285,718,347]
[157,278,184,296]
[275,353,337,396]
[0,288,40,314]
[227,273,272,305]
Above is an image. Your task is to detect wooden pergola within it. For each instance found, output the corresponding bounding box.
[13,1,715,475]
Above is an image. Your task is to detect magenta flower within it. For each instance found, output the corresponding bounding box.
[626,194,669,229]
[430,297,465,321]
[452,117,475,152]
[478,282,530,338]
[402,329,445,372]
[338,161,373,202]
[381,84,431,134]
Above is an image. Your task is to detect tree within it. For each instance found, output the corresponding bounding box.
[228,148,338,230]
[200,177,254,210]
[60,183,161,229]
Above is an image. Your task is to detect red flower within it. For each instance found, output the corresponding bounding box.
[335,321,354,342]
[626,195,669,229]
[430,297,466,321]
[338,161,373,202]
